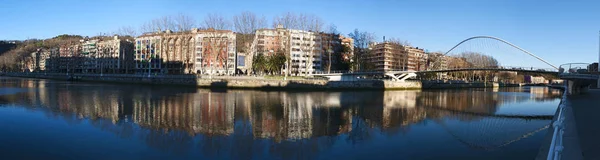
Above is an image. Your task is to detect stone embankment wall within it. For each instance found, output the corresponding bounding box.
[3,73,520,90]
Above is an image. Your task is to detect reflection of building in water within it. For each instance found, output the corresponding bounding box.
[132,92,235,136]
[383,91,419,109]
[527,87,562,101]
[0,78,565,151]
[194,92,235,135]
[418,90,501,116]
[383,91,427,129]
[282,93,313,139]
[250,92,352,141]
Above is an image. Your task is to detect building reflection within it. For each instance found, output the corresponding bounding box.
[0,78,562,158]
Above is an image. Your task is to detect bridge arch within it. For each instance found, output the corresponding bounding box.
[443,36,558,70]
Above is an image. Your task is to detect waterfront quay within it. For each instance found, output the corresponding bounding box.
[554,89,600,160]
[2,72,524,90]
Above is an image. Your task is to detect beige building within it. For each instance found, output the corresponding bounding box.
[135,28,236,75]
[79,36,134,73]
[366,42,407,71]
[340,35,354,62]
[96,36,135,73]
[252,25,324,75]
[365,42,430,72]
[406,46,427,71]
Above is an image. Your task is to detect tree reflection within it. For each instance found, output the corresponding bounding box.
[0,77,563,158]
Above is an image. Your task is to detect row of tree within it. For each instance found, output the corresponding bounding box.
[0,11,415,75]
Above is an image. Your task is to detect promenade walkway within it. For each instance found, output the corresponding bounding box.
[570,89,600,160]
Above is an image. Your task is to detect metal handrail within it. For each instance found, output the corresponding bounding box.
[547,85,567,160]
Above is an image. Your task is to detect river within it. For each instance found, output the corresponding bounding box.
[0,77,562,159]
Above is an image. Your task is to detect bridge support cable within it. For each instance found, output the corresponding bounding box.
[443,36,559,70]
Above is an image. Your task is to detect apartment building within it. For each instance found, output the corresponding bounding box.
[426,52,448,70]
[56,43,82,73]
[405,46,426,71]
[366,42,407,71]
[319,33,342,72]
[251,25,324,75]
[288,29,322,75]
[255,25,289,56]
[96,36,135,73]
[340,35,354,62]
[365,41,432,72]
[135,28,236,75]
[196,29,237,75]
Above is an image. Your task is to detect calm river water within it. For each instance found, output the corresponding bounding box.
[0,77,562,160]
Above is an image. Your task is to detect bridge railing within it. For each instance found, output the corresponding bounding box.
[426,66,558,72]
[558,63,591,75]
[547,85,568,160]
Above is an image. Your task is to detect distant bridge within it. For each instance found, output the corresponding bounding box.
[313,66,558,81]
[314,35,562,81]
[557,63,599,95]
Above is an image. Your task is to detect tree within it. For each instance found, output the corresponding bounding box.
[323,24,340,73]
[174,13,197,32]
[252,53,266,75]
[267,51,287,75]
[272,12,299,29]
[201,13,234,75]
[272,12,324,76]
[233,11,266,34]
[202,13,231,30]
[139,14,197,33]
[348,29,375,71]
[115,26,138,37]
[233,11,267,74]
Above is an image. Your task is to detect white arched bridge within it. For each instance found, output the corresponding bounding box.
[313,35,564,81]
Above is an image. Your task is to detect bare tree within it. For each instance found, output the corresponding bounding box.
[139,16,176,33]
[201,13,234,76]
[297,14,324,76]
[272,12,299,29]
[233,11,266,34]
[174,14,197,32]
[323,24,339,73]
[115,26,138,37]
[202,13,231,30]
[387,37,411,46]
[348,29,375,71]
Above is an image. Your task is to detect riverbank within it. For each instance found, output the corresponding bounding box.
[2,72,522,90]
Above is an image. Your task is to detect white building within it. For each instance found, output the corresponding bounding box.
[195,30,237,75]
[288,29,322,76]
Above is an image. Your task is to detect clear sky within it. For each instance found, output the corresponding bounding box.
[1,0,599,67]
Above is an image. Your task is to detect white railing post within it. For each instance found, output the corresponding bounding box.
[547,90,567,160]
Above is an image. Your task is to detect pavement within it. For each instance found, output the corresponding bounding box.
[536,95,583,160]
[569,89,600,160]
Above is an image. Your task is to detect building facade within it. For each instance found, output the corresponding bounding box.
[405,46,427,71]
[288,29,322,75]
[366,42,407,71]
[196,29,237,75]
[135,29,236,75]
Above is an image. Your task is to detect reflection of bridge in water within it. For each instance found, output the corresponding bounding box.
[418,104,553,150]
[0,78,563,156]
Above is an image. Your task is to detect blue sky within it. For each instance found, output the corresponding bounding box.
[1,0,599,66]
